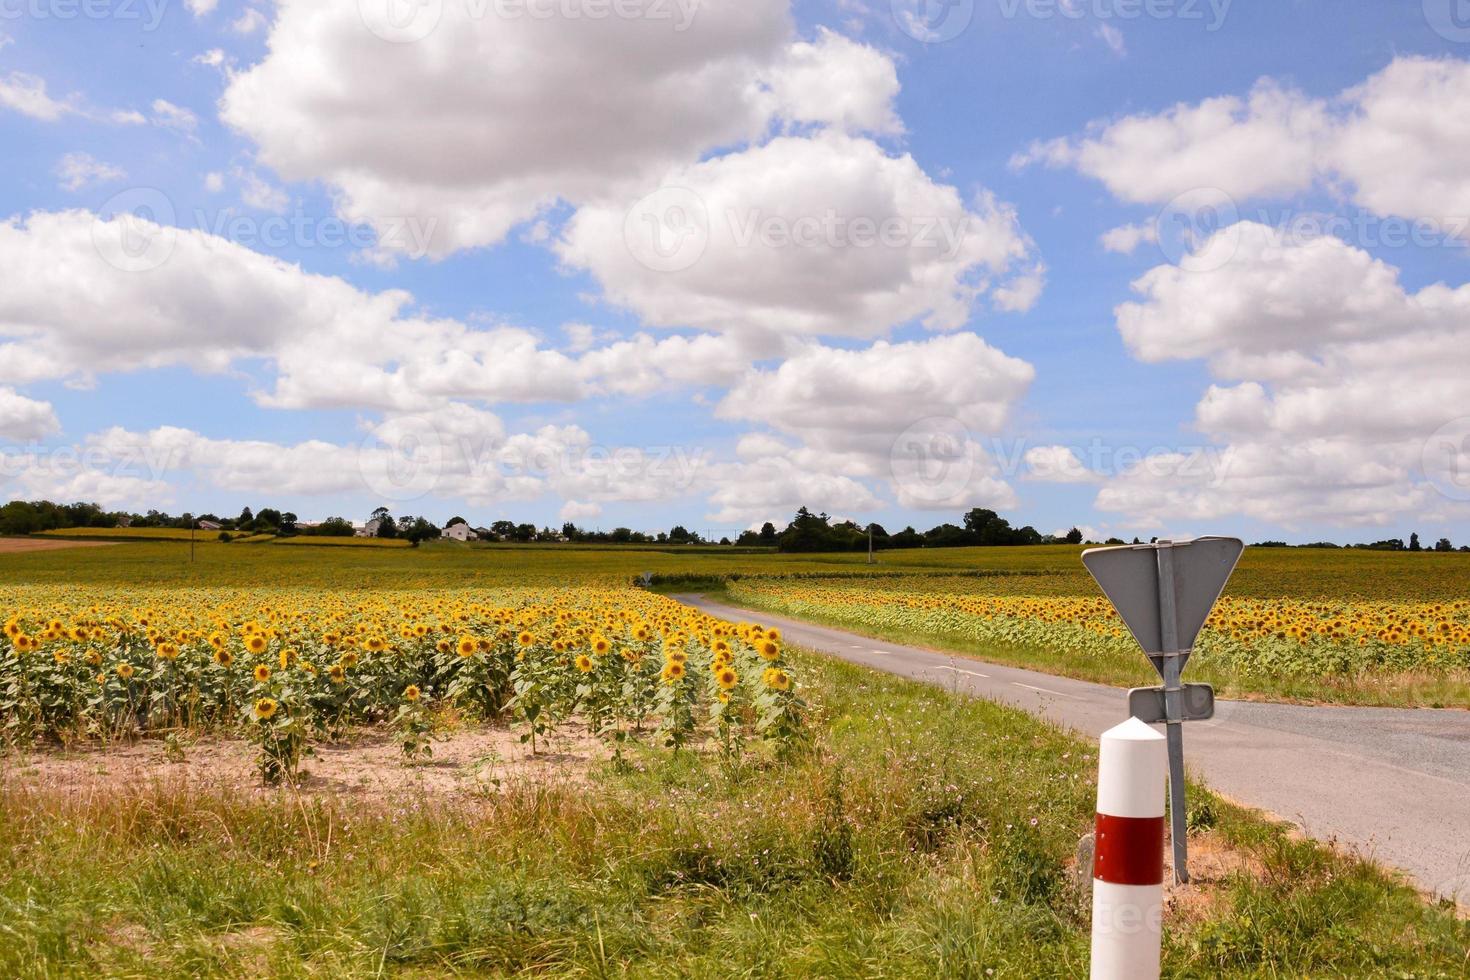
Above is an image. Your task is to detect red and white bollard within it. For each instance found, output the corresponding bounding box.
[1090,717,1166,980]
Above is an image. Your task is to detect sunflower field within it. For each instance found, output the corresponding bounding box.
[0,584,804,781]
[725,574,1470,691]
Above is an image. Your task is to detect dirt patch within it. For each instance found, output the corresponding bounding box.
[1161,831,1267,924]
[4,724,607,803]
[0,537,118,554]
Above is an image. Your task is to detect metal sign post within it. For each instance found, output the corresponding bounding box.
[1082,536,1244,884]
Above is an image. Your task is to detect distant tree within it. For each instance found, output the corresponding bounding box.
[923,523,972,548]
[561,522,580,541]
[1105,537,1125,545]
[1065,527,1084,545]
[446,516,468,528]
[490,520,516,540]
[890,526,924,548]
[312,517,355,537]
[963,508,1010,545]
[238,506,254,527]
[0,501,44,535]
[668,525,692,544]
[1409,532,1423,552]
[757,522,778,545]
[1434,537,1454,552]
[779,508,838,552]
[376,515,398,539]
[279,512,298,536]
[403,517,441,545]
[513,523,536,542]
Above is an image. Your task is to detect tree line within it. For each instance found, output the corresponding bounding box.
[1,497,1464,554]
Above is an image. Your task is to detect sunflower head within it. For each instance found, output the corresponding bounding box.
[404,685,421,702]
[253,698,278,721]
[716,667,738,690]
[575,654,595,673]
[116,662,135,680]
[457,636,478,657]
[253,664,272,683]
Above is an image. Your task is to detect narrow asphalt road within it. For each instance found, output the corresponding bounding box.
[676,594,1470,900]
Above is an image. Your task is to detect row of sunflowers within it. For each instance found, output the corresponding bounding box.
[0,585,804,782]
[725,576,1470,678]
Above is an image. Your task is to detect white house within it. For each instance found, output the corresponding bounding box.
[357,516,386,538]
[444,522,475,541]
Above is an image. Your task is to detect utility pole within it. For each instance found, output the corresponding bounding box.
[867,524,874,564]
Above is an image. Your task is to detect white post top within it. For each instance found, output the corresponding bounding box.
[1104,716,1166,743]
[1097,716,1167,818]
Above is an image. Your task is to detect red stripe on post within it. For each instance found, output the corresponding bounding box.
[1093,813,1165,886]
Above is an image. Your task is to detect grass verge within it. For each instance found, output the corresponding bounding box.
[1,649,1464,977]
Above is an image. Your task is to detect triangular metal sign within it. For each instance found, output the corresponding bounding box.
[1082,536,1243,676]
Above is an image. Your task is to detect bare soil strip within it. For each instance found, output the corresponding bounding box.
[0,538,118,554]
[5,725,606,803]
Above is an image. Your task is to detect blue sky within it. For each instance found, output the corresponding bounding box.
[2,0,1469,543]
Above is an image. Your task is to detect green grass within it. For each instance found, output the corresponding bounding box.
[1,650,1463,977]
